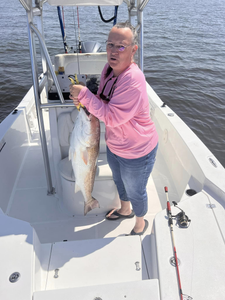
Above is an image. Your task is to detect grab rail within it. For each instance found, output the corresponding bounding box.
[30,23,65,104]
[40,102,74,109]
[39,74,48,93]
[138,0,150,12]
[27,16,66,194]
[19,0,30,11]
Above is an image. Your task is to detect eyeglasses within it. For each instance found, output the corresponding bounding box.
[106,41,133,52]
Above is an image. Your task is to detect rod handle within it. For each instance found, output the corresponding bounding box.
[167,200,171,212]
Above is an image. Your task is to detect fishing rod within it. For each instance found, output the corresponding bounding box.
[171,201,191,228]
[164,187,193,300]
[73,6,81,75]
[165,187,193,300]
[57,6,68,53]
[76,6,82,53]
[165,186,184,300]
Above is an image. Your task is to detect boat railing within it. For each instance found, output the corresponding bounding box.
[25,2,66,195]
[29,23,65,104]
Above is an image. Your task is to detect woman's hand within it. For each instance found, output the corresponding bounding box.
[69,83,85,106]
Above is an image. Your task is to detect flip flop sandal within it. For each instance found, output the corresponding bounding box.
[129,219,149,236]
[105,209,135,220]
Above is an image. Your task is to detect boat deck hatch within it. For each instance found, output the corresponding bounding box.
[46,236,143,290]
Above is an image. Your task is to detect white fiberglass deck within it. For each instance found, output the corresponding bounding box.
[2,138,162,299]
[5,139,162,243]
[2,85,225,300]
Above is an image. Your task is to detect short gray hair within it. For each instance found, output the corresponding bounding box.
[113,21,138,45]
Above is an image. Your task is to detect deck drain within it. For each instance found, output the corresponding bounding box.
[9,272,21,283]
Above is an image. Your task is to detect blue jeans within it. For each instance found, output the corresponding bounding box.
[107,144,158,217]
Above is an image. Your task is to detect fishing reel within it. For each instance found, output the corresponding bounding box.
[171,201,191,228]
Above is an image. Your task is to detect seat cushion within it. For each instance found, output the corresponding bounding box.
[58,153,112,182]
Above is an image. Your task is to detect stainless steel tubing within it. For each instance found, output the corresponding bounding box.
[30,22,65,104]
[27,16,54,195]
[137,0,143,71]
[39,74,48,93]
[19,0,30,11]
[40,102,75,109]
[139,0,150,12]
[135,24,141,33]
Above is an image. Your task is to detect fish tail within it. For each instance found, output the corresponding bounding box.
[84,197,100,216]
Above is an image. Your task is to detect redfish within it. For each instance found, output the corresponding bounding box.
[69,107,100,215]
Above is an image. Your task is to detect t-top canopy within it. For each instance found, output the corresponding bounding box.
[47,0,123,6]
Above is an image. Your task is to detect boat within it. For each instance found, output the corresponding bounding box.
[1,1,225,299]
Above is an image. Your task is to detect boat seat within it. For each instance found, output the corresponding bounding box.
[59,153,112,182]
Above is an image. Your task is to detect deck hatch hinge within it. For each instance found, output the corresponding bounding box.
[54,269,59,278]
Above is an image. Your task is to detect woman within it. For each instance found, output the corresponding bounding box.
[69,22,158,235]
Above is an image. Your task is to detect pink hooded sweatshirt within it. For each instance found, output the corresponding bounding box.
[78,63,158,159]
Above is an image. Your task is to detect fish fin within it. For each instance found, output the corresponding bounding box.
[84,197,100,216]
[75,183,80,193]
[81,149,88,165]
[68,149,76,161]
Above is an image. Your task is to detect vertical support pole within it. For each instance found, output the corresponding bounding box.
[137,0,143,71]
[26,7,54,195]
[35,4,48,105]
[36,10,47,74]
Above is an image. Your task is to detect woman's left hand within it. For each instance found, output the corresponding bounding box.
[69,84,85,106]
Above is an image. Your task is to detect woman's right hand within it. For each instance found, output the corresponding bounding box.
[69,83,84,107]
[71,97,80,107]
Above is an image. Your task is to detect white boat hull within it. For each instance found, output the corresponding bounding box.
[1,1,225,299]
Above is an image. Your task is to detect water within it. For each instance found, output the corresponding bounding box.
[0,0,224,166]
